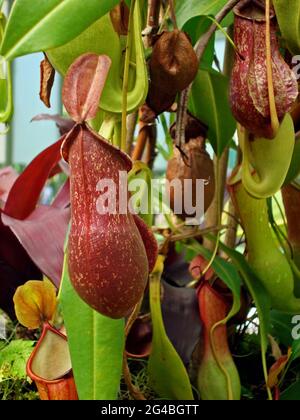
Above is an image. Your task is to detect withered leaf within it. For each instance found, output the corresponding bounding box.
[267,349,292,389]
[166,139,215,219]
[40,55,55,108]
[146,83,176,117]
[62,53,112,123]
[13,278,57,329]
[110,0,129,36]
[169,112,208,142]
[150,30,198,94]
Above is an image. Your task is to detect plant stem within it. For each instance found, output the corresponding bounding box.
[265,0,279,136]
[148,0,161,28]
[123,355,146,400]
[205,16,241,58]
[121,0,136,152]
[123,298,146,400]
[158,5,170,34]
[224,134,241,251]
[169,224,227,243]
[145,124,157,169]
[147,0,161,47]
[224,197,239,250]
[132,114,149,161]
[169,0,178,30]
[126,112,138,154]
[203,149,229,251]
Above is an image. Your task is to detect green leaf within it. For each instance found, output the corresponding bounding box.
[159,114,173,160]
[270,311,295,347]
[0,340,35,380]
[175,0,233,66]
[60,254,125,400]
[0,12,13,123]
[273,0,300,55]
[215,239,272,398]
[0,1,4,11]
[176,0,228,30]
[0,0,120,60]
[291,338,300,362]
[284,139,300,185]
[189,68,236,156]
[148,258,194,400]
[281,380,300,400]
[182,16,215,66]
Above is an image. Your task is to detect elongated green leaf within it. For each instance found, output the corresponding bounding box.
[0,13,13,123]
[181,17,216,67]
[60,255,124,400]
[189,68,236,156]
[284,139,300,185]
[148,257,194,400]
[182,16,215,67]
[0,0,120,60]
[176,0,228,29]
[273,0,300,55]
[217,241,271,345]
[270,311,295,347]
[176,0,233,52]
[0,1,4,11]
[291,339,300,362]
[281,380,300,400]
[215,239,272,398]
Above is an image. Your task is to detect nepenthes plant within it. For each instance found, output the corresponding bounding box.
[1,0,300,402]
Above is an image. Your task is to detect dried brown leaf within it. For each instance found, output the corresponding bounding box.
[149,30,198,94]
[40,55,55,108]
[267,349,292,388]
[110,0,129,36]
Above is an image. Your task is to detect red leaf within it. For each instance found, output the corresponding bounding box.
[0,166,18,206]
[31,114,75,136]
[4,137,65,220]
[52,180,70,209]
[62,54,112,123]
[0,219,42,319]
[2,202,70,288]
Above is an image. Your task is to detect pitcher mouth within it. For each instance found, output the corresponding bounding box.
[26,322,72,384]
[233,0,275,22]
